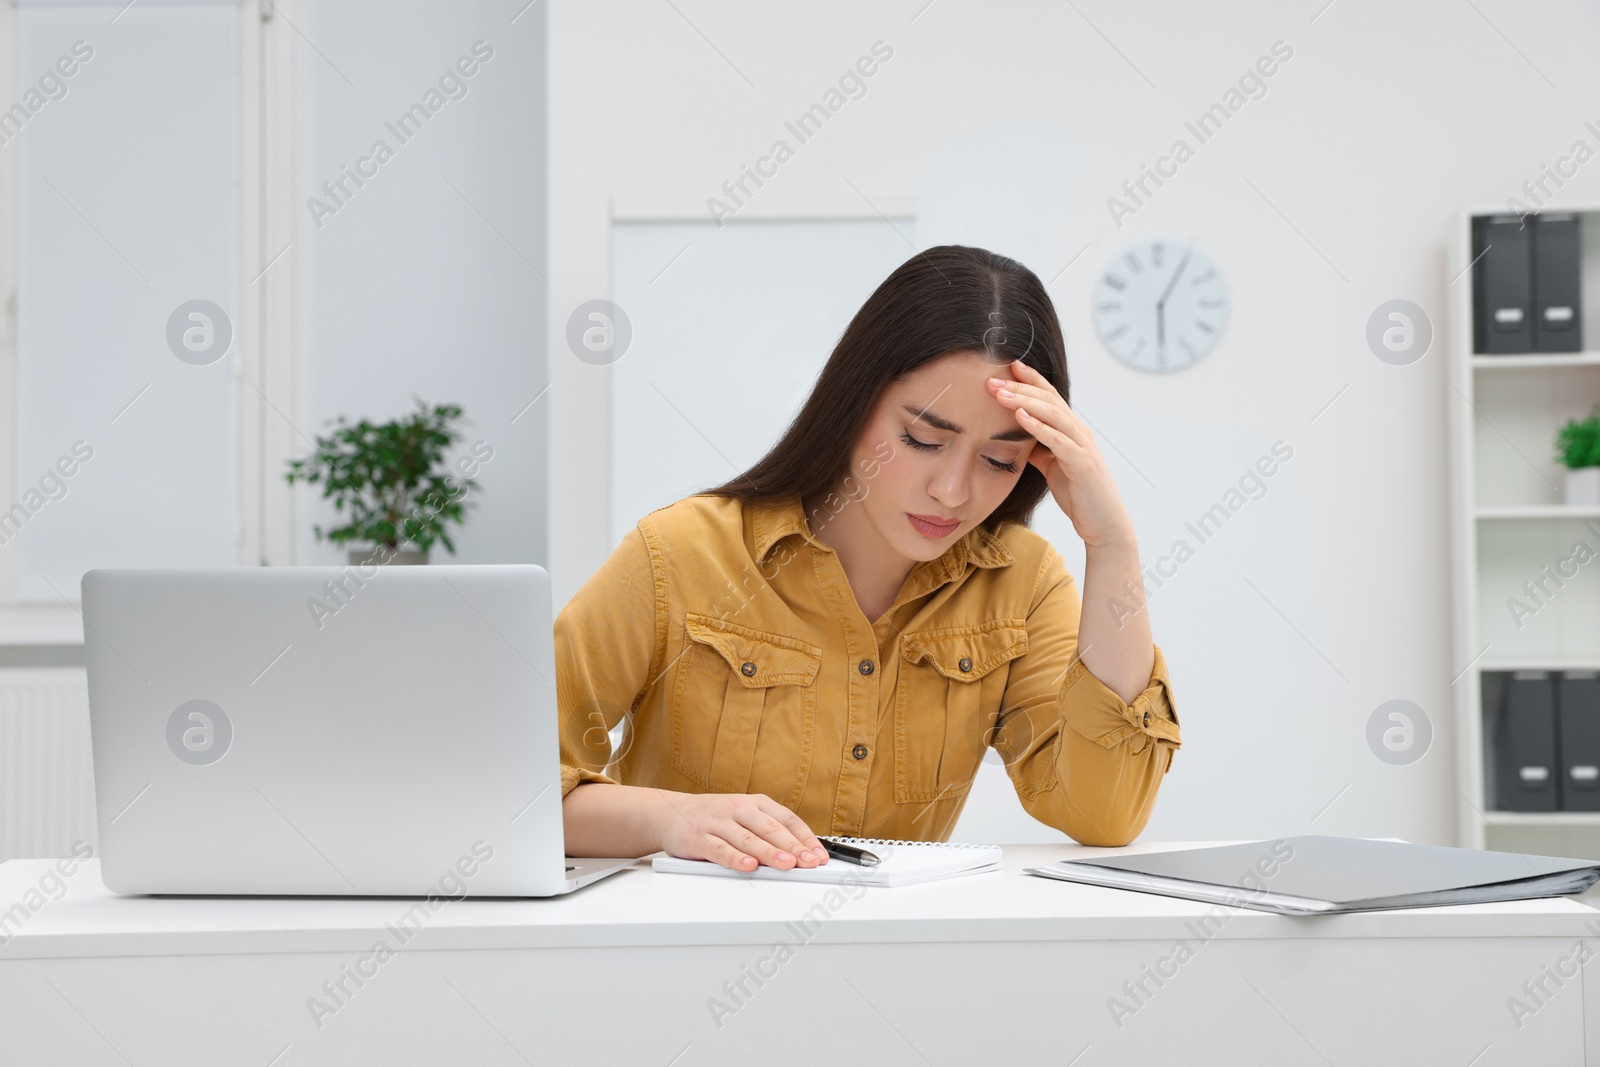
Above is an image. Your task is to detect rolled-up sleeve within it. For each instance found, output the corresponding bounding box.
[555,524,664,798]
[991,547,1181,846]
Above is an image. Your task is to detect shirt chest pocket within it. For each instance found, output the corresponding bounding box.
[671,613,823,807]
[894,619,1028,804]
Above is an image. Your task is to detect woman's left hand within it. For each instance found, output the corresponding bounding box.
[987,359,1137,550]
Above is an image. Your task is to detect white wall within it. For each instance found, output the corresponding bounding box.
[548,0,1600,846]
[610,218,915,542]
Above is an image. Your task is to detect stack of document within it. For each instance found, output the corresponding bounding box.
[1026,835,1600,915]
[652,837,1002,888]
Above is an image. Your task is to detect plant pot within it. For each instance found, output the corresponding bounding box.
[347,546,429,567]
[1565,467,1600,506]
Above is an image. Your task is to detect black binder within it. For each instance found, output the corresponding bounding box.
[1531,213,1583,352]
[1560,671,1600,811]
[1497,670,1558,811]
[1472,215,1534,354]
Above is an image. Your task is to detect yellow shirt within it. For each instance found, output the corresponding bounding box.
[556,493,1181,846]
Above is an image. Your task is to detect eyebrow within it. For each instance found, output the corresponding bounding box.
[903,403,1034,442]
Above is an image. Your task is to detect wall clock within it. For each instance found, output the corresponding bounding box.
[1092,239,1227,372]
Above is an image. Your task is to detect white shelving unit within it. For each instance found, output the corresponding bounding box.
[1449,204,1600,859]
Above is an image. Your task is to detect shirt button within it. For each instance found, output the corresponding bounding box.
[741,661,757,677]
[958,657,972,673]
[858,659,874,676]
[1142,710,1152,727]
[852,744,868,760]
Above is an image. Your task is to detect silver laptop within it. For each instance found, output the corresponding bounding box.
[80,564,635,896]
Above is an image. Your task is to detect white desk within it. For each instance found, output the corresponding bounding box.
[3,842,1598,1066]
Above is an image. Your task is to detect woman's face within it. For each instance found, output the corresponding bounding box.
[843,350,1037,564]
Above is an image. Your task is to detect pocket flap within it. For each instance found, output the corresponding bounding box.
[683,613,822,687]
[902,619,1028,681]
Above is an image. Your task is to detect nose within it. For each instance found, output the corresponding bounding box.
[928,452,970,511]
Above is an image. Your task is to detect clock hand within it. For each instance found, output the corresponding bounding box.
[1156,250,1193,309]
[1155,250,1192,355]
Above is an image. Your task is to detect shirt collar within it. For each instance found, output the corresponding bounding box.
[749,494,1015,573]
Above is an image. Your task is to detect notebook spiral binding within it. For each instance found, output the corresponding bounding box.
[824,836,995,850]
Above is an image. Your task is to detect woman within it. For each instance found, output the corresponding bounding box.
[557,244,1181,873]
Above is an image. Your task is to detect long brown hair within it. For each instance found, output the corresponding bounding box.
[703,244,1070,532]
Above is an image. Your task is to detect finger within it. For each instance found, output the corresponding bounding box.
[995,385,1086,444]
[734,805,814,868]
[1001,391,1091,450]
[985,369,1071,413]
[757,797,829,865]
[1007,359,1056,390]
[719,813,805,869]
[988,368,1061,405]
[698,831,762,873]
[1025,440,1056,475]
[1002,365,1091,437]
[991,377,1068,412]
[989,376,1086,432]
[1016,405,1088,461]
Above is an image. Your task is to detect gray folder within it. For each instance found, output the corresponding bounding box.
[1560,671,1600,811]
[1498,670,1559,811]
[1531,213,1583,352]
[1472,214,1534,353]
[1025,835,1600,915]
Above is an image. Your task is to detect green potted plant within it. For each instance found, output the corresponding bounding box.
[284,398,481,565]
[1555,404,1600,506]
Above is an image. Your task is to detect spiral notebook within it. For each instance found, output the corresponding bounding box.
[651,837,1003,888]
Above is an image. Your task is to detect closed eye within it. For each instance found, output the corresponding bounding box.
[901,430,1019,474]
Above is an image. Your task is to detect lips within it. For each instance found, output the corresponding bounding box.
[908,513,960,539]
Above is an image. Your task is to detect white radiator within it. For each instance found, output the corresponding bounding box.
[0,668,97,862]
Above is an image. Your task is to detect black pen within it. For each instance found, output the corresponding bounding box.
[820,837,880,867]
